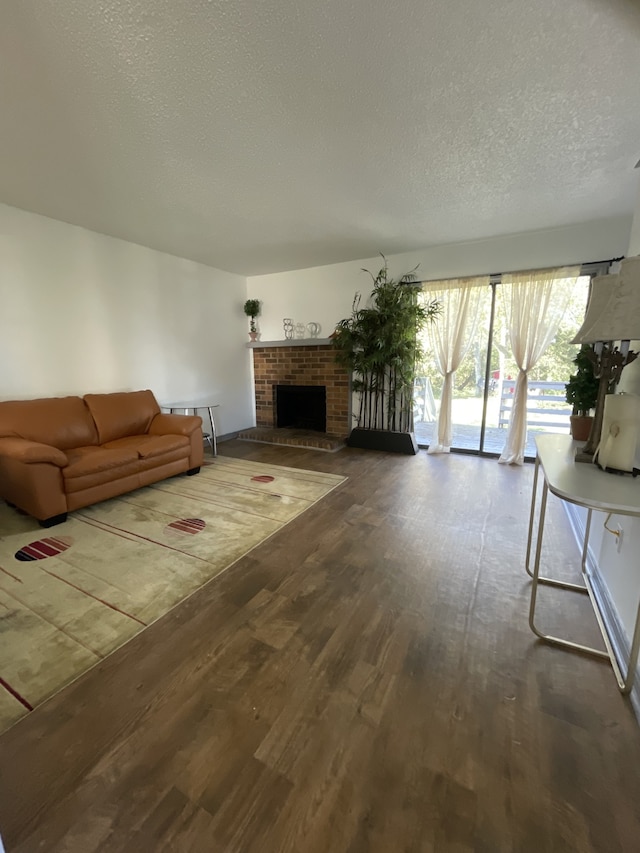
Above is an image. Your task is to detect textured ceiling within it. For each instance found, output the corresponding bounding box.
[2,0,640,275]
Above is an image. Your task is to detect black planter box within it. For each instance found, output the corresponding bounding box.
[346,428,418,455]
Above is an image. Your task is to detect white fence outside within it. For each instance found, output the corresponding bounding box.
[498,379,571,431]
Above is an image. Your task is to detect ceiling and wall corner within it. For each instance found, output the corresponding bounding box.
[246,217,631,342]
[1,0,640,276]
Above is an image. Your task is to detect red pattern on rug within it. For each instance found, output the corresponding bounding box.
[15,537,74,562]
[0,677,33,711]
[166,518,206,534]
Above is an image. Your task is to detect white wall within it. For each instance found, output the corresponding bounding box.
[618,180,640,400]
[247,217,631,341]
[628,180,640,259]
[592,177,640,645]
[0,203,254,435]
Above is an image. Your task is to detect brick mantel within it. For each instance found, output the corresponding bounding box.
[251,344,350,437]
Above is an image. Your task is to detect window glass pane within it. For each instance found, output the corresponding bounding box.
[491,275,590,457]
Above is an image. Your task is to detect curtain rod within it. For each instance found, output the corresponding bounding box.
[419,256,625,286]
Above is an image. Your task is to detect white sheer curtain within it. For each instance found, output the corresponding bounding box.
[423,277,487,454]
[498,266,580,465]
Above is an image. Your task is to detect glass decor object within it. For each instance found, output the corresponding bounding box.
[283,318,294,340]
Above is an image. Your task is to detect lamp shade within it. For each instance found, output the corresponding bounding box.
[571,274,617,344]
[572,256,640,344]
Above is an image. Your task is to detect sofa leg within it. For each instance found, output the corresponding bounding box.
[187,467,200,476]
[39,513,68,528]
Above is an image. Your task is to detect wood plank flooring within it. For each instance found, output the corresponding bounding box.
[1,442,639,852]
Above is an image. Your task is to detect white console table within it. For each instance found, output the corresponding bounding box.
[527,434,640,693]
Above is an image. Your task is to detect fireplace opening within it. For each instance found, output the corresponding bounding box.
[276,385,327,432]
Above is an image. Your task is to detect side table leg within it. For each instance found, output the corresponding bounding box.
[207,406,217,456]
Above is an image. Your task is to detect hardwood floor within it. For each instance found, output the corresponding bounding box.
[1,442,639,852]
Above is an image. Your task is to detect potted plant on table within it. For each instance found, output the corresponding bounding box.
[243,299,261,341]
[565,344,599,441]
[332,255,440,453]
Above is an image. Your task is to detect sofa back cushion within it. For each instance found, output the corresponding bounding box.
[0,396,99,450]
[84,390,161,444]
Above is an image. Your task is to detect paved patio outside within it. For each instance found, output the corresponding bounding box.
[414,420,569,457]
[414,393,570,457]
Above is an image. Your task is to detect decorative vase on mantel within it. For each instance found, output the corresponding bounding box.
[249,331,258,342]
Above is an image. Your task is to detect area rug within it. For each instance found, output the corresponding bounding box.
[0,456,345,733]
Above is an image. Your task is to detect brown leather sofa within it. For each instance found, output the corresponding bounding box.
[0,390,203,527]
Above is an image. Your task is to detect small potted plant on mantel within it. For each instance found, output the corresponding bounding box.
[565,344,599,442]
[243,299,261,341]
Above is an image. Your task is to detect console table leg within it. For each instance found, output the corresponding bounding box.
[526,456,587,593]
[525,456,540,579]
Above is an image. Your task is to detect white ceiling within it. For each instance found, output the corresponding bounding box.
[2,0,640,276]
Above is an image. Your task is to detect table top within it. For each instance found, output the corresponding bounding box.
[161,401,219,409]
[536,434,640,516]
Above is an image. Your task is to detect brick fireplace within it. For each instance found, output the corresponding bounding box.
[250,342,350,438]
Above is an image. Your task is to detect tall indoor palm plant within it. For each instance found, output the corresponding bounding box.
[333,255,440,452]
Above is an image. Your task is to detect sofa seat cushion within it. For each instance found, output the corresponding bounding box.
[62,446,143,495]
[63,446,139,479]
[103,434,189,459]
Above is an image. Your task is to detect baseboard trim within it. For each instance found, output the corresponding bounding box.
[564,501,640,721]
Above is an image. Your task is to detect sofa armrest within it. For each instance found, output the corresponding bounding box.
[148,413,202,437]
[0,437,68,467]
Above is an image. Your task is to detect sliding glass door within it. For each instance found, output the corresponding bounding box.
[414,275,591,457]
[414,284,493,452]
